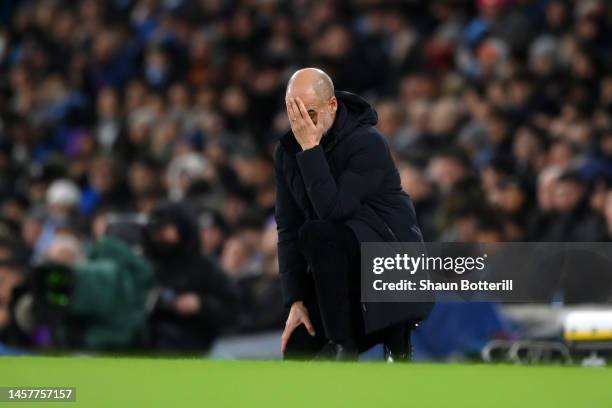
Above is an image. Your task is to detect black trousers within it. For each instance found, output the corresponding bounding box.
[283,220,408,360]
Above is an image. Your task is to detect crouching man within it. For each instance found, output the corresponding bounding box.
[274,68,432,361]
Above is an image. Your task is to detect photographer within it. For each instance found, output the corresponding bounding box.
[145,202,238,352]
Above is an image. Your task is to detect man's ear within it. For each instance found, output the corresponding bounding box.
[329,96,338,114]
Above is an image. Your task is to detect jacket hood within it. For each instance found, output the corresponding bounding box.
[332,91,378,135]
[280,91,378,152]
[145,201,201,260]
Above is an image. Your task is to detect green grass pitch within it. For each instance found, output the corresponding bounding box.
[1,357,611,407]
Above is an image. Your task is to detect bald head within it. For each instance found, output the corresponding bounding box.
[287,68,334,103]
[286,68,337,133]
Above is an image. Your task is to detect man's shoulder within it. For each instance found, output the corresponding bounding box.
[344,124,389,152]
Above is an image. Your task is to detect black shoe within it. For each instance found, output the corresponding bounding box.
[383,324,414,363]
[314,341,359,361]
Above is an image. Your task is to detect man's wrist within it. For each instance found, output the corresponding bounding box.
[300,141,319,151]
[291,300,305,308]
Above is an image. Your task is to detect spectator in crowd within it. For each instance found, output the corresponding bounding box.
[32,179,82,262]
[145,202,238,351]
[540,171,608,241]
[234,219,285,333]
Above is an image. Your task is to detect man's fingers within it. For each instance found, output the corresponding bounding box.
[303,316,316,337]
[286,99,298,123]
[281,314,316,352]
[281,330,288,353]
[296,98,314,127]
[290,98,304,120]
[281,321,296,353]
[291,98,306,123]
[281,328,288,353]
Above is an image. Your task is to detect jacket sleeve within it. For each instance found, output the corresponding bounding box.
[274,147,309,307]
[296,131,386,222]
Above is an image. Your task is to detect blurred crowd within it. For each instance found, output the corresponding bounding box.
[0,0,612,351]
